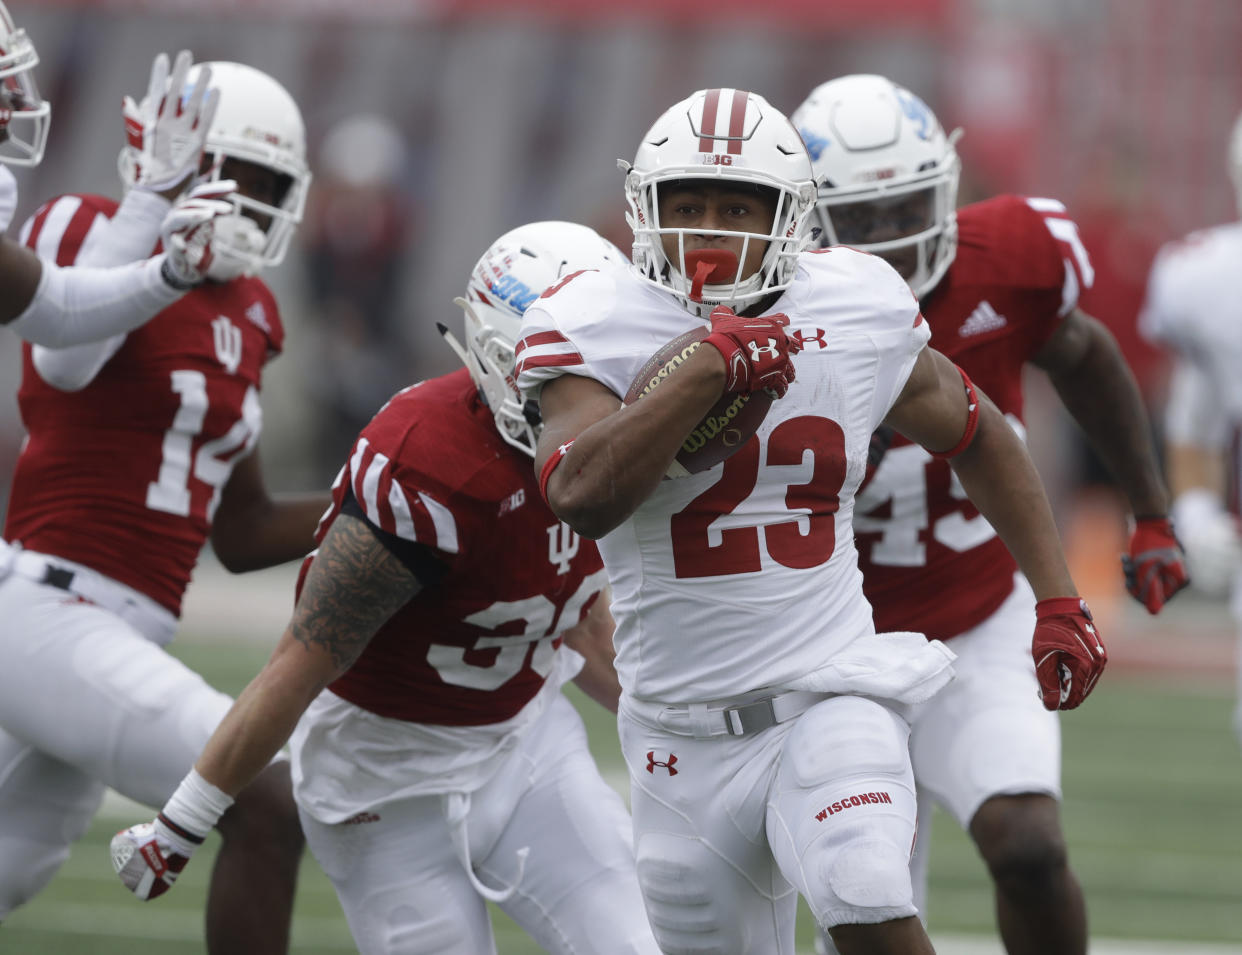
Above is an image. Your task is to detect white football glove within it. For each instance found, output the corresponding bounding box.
[159,179,238,288]
[123,50,219,194]
[110,815,205,901]
[1172,489,1242,597]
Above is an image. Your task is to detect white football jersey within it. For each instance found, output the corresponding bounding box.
[1140,222,1242,423]
[518,249,930,702]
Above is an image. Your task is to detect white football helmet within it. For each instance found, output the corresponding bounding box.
[119,61,310,281]
[791,74,962,299]
[621,88,816,318]
[1229,108,1242,217]
[444,221,629,456]
[0,2,50,167]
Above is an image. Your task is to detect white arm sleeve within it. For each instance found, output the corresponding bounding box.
[30,186,174,391]
[9,255,183,349]
[77,186,170,267]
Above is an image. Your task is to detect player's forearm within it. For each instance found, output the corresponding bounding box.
[950,401,1077,600]
[6,254,187,344]
[212,493,331,572]
[1047,329,1169,516]
[545,351,725,538]
[196,637,333,796]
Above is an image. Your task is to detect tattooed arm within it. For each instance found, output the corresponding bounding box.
[194,513,421,796]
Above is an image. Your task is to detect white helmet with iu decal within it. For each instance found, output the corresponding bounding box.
[445,221,629,456]
[791,74,962,299]
[621,88,817,318]
[0,1,50,166]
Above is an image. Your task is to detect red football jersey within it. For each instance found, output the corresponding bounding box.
[307,369,609,726]
[855,195,1094,640]
[5,194,284,615]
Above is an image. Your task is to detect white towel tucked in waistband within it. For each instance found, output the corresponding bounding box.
[785,631,956,705]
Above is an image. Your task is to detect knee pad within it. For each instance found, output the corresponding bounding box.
[773,697,918,925]
[634,833,736,954]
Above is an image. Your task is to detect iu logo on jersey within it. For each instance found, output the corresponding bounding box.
[212,316,243,374]
[546,521,580,575]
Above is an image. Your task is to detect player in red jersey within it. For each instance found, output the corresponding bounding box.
[110,221,662,955]
[792,74,1186,955]
[0,61,324,953]
[0,22,242,347]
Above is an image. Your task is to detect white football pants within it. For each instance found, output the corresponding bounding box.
[0,552,232,919]
[620,692,920,954]
[299,693,660,955]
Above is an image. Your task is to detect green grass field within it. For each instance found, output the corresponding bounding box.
[4,639,1242,954]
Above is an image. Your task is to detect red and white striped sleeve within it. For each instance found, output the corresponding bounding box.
[346,436,459,554]
[1024,197,1095,317]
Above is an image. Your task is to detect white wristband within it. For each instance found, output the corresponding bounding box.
[161,768,235,843]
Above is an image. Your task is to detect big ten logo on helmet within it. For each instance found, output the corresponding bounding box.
[481,253,539,313]
[700,154,733,166]
[546,521,580,575]
[895,89,935,141]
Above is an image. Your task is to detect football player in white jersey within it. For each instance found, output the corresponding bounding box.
[512,87,1106,955]
[792,76,1184,955]
[1140,108,1242,738]
[0,13,238,344]
[110,222,662,955]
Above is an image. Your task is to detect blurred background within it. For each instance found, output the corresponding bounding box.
[3,0,1242,951]
[6,0,1241,503]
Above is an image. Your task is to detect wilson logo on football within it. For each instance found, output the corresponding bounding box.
[681,395,750,452]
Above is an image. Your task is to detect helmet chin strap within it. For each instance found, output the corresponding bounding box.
[685,249,739,302]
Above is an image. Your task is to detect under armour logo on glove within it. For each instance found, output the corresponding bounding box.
[702,305,803,398]
[1121,516,1189,615]
[748,339,779,362]
[1032,597,1107,711]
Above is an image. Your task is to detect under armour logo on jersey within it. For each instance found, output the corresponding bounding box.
[212,316,243,374]
[792,328,828,350]
[646,751,678,776]
[748,338,779,361]
[546,521,580,575]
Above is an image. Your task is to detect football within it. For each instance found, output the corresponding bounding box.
[623,327,771,478]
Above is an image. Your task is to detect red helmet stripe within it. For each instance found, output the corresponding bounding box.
[698,88,722,152]
[727,89,748,154]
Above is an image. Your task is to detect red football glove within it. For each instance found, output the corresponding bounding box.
[1032,597,1107,711]
[701,305,803,398]
[1121,516,1189,615]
